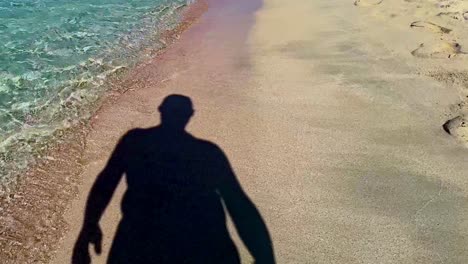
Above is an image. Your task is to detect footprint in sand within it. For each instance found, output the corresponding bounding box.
[411,41,463,58]
[410,21,452,34]
[436,0,454,9]
[354,0,383,6]
[443,116,464,135]
[443,116,468,145]
[437,11,468,21]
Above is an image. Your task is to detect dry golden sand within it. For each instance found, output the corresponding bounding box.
[354,0,468,144]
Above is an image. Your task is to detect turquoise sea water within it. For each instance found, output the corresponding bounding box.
[0,0,190,188]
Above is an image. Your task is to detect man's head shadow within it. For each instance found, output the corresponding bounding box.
[72,94,275,264]
[158,94,194,132]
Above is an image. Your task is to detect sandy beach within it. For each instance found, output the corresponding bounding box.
[2,0,468,262]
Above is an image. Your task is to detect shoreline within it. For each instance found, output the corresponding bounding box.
[0,1,208,262]
[2,0,468,262]
[0,0,195,195]
[51,0,262,262]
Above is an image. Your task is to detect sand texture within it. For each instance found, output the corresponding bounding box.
[354,0,468,144]
[4,0,468,263]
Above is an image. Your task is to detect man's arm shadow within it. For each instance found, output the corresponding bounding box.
[72,133,128,264]
[214,146,276,263]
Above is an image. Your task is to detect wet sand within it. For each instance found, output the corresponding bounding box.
[13,0,468,262]
[52,0,262,263]
[0,1,208,263]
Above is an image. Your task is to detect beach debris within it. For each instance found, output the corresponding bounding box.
[410,21,452,34]
[354,0,383,6]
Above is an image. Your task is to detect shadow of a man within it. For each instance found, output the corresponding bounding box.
[72,94,275,264]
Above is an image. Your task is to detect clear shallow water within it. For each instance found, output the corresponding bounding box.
[0,0,190,188]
